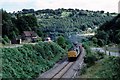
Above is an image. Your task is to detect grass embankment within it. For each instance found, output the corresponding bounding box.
[2,41,66,78]
[80,42,120,79]
[81,56,120,79]
[80,62,101,78]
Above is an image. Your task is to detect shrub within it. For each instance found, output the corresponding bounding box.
[84,55,97,67]
[98,39,104,47]
[37,37,42,42]
[95,57,120,79]
[80,65,87,75]
[83,42,97,67]
[96,51,105,59]
[56,36,66,49]
[92,37,98,44]
[2,42,66,78]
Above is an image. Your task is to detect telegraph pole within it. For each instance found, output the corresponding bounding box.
[118,0,120,13]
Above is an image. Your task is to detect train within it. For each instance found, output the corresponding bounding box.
[68,42,83,61]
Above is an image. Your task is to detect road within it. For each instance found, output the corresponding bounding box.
[91,47,120,57]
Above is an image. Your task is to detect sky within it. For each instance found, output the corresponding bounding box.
[0,0,119,13]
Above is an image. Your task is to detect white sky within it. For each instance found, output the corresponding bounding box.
[0,0,119,13]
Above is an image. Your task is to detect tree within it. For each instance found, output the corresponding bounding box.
[57,36,66,49]
[98,39,104,47]
[115,32,120,44]
[3,35,10,44]
[2,10,14,38]
[96,30,109,44]
[81,24,87,31]
[100,10,104,14]
[92,37,98,44]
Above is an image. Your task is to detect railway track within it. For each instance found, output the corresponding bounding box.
[50,62,74,79]
[38,48,85,80]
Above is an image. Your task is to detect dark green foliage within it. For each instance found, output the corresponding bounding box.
[95,57,120,79]
[2,35,10,44]
[115,31,120,44]
[95,14,120,45]
[2,42,66,78]
[40,13,113,36]
[2,9,40,40]
[82,42,92,55]
[96,51,105,59]
[97,39,104,47]
[84,55,97,67]
[92,37,98,44]
[2,9,113,41]
[80,65,87,75]
[65,39,73,50]
[16,14,39,34]
[57,36,66,49]
[82,43,97,67]
[83,42,105,67]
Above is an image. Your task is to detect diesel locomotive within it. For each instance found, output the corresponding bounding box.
[68,42,83,61]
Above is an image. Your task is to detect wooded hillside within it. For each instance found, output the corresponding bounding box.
[2,9,114,43]
[94,14,120,46]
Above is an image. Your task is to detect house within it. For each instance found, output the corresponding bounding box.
[22,31,38,42]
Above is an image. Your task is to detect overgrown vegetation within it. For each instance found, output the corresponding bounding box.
[81,56,120,79]
[82,42,105,67]
[81,42,120,79]
[92,14,120,46]
[2,42,66,78]
[95,56,120,79]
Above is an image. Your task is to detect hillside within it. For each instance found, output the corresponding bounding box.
[94,14,120,46]
[36,9,113,34]
[2,42,66,78]
[2,9,114,43]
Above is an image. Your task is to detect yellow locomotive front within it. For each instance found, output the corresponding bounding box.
[68,51,77,58]
[68,42,82,61]
[68,50,78,61]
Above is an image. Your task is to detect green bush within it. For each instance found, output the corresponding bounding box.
[95,57,120,79]
[37,37,42,42]
[96,51,105,59]
[98,39,104,47]
[84,55,97,67]
[2,35,10,45]
[82,42,92,55]
[2,42,66,78]
[92,37,98,44]
[83,42,97,67]
[56,36,66,49]
[80,65,87,75]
